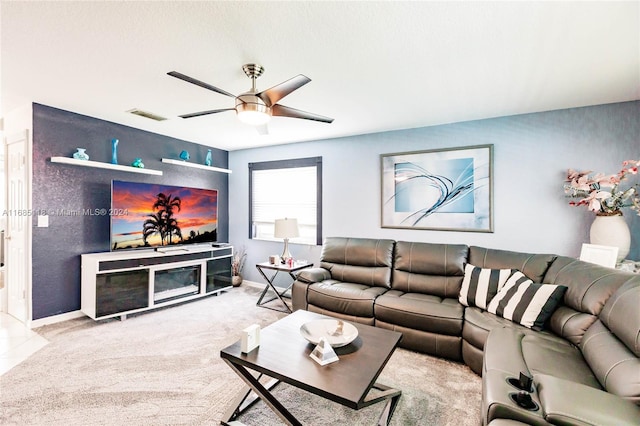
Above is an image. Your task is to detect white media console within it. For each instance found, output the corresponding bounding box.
[81,244,233,320]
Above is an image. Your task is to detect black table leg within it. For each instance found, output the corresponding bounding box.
[255,266,293,313]
[222,359,302,426]
[363,382,402,426]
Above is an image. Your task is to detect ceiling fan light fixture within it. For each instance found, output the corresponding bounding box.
[236,102,271,126]
[169,63,333,128]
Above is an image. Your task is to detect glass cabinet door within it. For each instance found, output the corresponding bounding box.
[96,269,149,317]
[206,256,232,293]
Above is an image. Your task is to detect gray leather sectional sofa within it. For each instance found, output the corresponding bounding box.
[291,237,640,425]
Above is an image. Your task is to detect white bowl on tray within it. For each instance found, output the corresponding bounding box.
[299,319,359,347]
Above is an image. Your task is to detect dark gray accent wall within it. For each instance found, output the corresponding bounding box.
[32,103,229,320]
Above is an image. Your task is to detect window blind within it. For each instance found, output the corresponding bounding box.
[249,157,322,245]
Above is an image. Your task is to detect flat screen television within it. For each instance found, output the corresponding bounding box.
[110,180,218,251]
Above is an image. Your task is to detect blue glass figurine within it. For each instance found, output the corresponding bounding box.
[205,149,212,166]
[179,150,190,161]
[111,139,119,164]
[73,148,89,161]
[131,158,144,168]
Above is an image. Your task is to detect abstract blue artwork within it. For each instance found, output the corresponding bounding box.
[381,145,493,232]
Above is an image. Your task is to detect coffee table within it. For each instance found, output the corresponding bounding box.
[220,310,403,426]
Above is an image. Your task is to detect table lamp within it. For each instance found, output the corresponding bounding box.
[274,218,299,261]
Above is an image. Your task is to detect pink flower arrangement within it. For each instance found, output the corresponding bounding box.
[564,160,640,216]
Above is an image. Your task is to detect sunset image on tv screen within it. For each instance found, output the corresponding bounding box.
[111,180,218,250]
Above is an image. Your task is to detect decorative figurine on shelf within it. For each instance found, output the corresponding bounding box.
[131,158,144,168]
[73,148,89,161]
[205,149,212,166]
[179,150,190,161]
[111,139,119,164]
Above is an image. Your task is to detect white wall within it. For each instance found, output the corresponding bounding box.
[229,102,640,285]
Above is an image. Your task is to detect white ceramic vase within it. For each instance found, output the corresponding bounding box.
[590,212,630,262]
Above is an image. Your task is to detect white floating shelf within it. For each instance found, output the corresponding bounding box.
[50,157,163,176]
[161,158,232,174]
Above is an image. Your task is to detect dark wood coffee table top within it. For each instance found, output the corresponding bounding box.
[220,310,402,410]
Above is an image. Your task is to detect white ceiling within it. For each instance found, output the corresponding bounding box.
[2,1,639,151]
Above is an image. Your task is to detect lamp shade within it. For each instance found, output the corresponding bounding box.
[274,218,300,239]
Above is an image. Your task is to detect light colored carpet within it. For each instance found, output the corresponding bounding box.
[0,286,481,425]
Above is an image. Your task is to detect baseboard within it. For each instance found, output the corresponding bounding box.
[241,279,293,299]
[241,280,265,290]
[31,310,85,328]
[30,284,267,328]
[29,282,278,327]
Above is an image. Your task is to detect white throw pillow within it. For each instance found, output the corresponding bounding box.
[458,264,515,310]
[487,271,567,331]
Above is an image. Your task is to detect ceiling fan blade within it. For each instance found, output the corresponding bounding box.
[178,108,235,119]
[255,124,269,135]
[257,74,311,106]
[168,71,236,98]
[272,104,334,123]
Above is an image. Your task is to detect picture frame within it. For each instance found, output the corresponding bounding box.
[381,144,493,232]
[579,243,619,268]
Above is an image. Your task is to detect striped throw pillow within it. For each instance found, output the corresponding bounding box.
[487,271,567,331]
[458,264,515,309]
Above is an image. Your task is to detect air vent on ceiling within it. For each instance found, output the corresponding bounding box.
[127,108,168,121]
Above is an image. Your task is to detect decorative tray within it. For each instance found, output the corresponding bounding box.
[299,319,358,347]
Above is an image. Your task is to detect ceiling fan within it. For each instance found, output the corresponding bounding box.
[168,64,334,133]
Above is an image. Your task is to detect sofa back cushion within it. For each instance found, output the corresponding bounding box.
[599,278,640,357]
[543,256,633,346]
[320,237,395,288]
[392,241,468,298]
[589,278,640,404]
[468,246,556,283]
[580,320,640,404]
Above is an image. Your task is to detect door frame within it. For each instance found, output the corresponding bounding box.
[4,129,32,325]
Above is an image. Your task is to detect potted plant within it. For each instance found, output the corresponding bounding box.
[564,159,640,261]
[231,246,247,287]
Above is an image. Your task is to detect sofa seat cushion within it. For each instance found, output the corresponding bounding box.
[307,305,375,326]
[521,331,601,389]
[484,327,601,390]
[462,307,531,350]
[377,319,462,360]
[307,281,387,317]
[374,290,463,336]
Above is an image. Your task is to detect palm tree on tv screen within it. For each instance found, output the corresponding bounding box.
[143,192,183,246]
[142,212,163,246]
[165,215,183,244]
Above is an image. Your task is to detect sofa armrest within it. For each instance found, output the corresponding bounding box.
[537,374,640,426]
[296,267,331,284]
[292,268,331,311]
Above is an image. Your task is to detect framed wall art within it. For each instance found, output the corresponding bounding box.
[381,144,493,232]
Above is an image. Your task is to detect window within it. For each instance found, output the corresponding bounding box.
[249,157,322,245]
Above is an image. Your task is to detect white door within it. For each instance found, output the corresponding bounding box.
[5,130,30,323]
